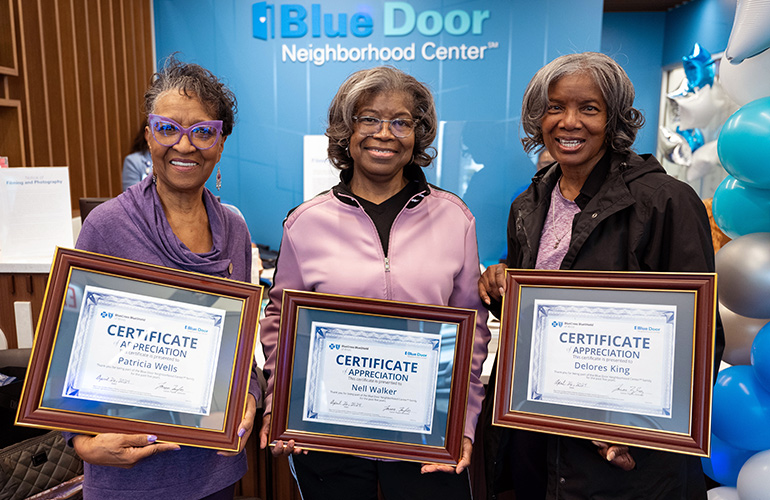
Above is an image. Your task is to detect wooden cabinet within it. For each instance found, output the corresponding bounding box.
[0,271,48,348]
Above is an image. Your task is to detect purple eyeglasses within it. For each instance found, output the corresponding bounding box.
[148,114,223,150]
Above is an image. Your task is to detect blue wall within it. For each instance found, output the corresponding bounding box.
[153,0,604,265]
[601,12,666,155]
[662,0,735,66]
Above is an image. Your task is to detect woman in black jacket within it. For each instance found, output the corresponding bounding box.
[478,52,724,499]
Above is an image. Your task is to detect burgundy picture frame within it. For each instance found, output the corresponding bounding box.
[493,269,717,456]
[269,290,477,464]
[16,247,263,451]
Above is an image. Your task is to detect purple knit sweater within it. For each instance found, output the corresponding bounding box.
[69,176,259,500]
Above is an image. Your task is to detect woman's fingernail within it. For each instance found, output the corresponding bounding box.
[148,435,157,443]
[238,428,246,437]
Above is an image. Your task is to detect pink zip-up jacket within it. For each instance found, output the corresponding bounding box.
[260,176,490,441]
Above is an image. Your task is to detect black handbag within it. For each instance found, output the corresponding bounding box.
[0,430,83,500]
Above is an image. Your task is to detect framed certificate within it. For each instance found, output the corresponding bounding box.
[16,248,263,451]
[269,290,477,464]
[493,269,716,456]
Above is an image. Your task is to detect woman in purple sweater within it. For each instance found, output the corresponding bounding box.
[71,56,259,500]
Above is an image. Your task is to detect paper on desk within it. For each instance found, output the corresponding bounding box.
[0,167,73,263]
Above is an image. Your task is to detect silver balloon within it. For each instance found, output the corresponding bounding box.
[707,486,741,500]
[658,126,692,166]
[737,449,770,500]
[719,301,770,365]
[717,232,770,318]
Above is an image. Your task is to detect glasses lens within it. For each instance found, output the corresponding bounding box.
[152,120,181,146]
[190,125,219,149]
[390,119,414,138]
[356,116,381,135]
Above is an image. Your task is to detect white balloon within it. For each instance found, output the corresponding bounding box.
[725,0,770,64]
[719,48,770,106]
[737,449,770,500]
[686,140,721,182]
[708,486,741,500]
[670,81,738,137]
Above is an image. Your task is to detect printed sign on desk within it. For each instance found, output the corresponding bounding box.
[0,167,73,263]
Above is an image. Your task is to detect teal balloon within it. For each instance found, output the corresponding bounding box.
[712,176,770,238]
[712,365,770,450]
[751,324,770,392]
[702,433,755,486]
[718,96,770,188]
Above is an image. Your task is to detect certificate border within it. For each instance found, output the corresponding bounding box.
[492,269,716,457]
[15,247,263,451]
[269,289,476,464]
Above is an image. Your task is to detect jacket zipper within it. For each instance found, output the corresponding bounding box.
[338,189,426,300]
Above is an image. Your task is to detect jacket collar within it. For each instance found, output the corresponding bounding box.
[332,163,430,208]
[514,150,652,268]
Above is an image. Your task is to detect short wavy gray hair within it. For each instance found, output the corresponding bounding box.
[520,52,644,155]
[144,54,237,137]
[326,66,437,170]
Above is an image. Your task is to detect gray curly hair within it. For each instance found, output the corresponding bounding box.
[144,54,237,137]
[520,52,644,155]
[326,66,437,170]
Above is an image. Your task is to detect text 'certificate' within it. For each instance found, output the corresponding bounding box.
[303,322,442,434]
[62,286,225,415]
[528,299,676,417]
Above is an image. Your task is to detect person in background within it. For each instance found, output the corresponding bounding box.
[122,120,153,191]
[535,148,555,171]
[71,55,260,500]
[259,66,490,500]
[477,52,724,499]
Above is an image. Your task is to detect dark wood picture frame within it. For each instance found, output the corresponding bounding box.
[269,290,477,464]
[16,247,263,451]
[493,269,716,456]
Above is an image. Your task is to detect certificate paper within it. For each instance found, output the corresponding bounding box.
[303,322,442,434]
[62,286,225,415]
[528,299,676,417]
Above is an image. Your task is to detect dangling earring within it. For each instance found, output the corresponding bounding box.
[152,173,157,185]
[216,165,222,191]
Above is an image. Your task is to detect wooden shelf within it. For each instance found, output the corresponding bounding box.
[0,98,25,166]
[0,0,18,76]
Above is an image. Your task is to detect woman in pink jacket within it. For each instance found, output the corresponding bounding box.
[258,66,490,500]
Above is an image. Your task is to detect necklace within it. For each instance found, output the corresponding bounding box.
[551,200,571,249]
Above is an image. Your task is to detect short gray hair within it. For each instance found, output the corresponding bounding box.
[144,54,237,137]
[520,52,644,154]
[326,66,437,170]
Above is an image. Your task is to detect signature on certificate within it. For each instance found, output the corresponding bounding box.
[155,381,187,394]
[329,399,363,409]
[95,374,130,385]
[382,405,412,416]
[554,378,587,390]
[611,384,645,397]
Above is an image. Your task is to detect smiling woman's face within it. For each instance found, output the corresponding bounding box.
[145,90,225,197]
[541,72,607,175]
[348,91,415,190]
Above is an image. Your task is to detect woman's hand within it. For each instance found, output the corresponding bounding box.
[478,263,507,305]
[420,437,472,474]
[258,413,306,457]
[218,394,257,456]
[592,441,636,471]
[71,433,180,468]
